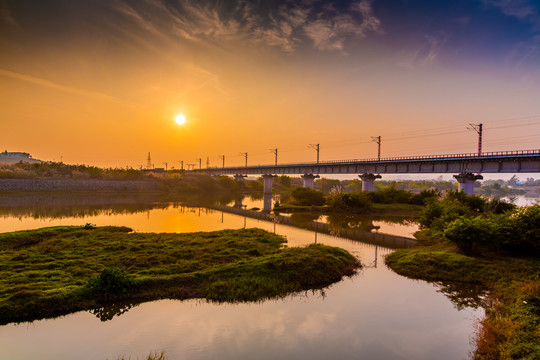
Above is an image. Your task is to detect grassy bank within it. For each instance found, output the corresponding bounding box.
[0,225,359,324]
[386,243,540,359]
[385,194,539,359]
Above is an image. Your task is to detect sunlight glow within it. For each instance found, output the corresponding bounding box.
[175,114,186,125]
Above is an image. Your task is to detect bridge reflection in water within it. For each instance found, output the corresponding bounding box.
[211,193,416,250]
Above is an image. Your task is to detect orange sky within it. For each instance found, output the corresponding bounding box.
[1,1,540,168]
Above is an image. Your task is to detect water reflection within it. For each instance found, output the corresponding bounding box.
[0,192,237,220]
[436,281,489,310]
[0,193,418,246]
[89,302,139,321]
[211,204,417,249]
[0,193,482,360]
[0,192,165,219]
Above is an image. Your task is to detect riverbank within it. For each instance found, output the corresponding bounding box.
[386,238,540,359]
[0,226,360,324]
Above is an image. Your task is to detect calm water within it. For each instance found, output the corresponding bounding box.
[0,195,482,360]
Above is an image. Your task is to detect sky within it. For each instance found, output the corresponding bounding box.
[1,0,540,169]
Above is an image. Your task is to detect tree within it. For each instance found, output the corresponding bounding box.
[507,175,519,186]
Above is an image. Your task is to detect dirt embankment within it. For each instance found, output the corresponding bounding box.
[0,178,160,192]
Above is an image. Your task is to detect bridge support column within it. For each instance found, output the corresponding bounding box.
[234,174,247,183]
[359,173,382,191]
[453,173,483,195]
[262,174,275,194]
[301,174,320,189]
[263,192,272,213]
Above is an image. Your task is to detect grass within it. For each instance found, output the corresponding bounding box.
[0,225,359,324]
[115,351,166,360]
[386,241,540,359]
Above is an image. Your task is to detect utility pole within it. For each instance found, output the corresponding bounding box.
[220,155,225,168]
[146,152,152,169]
[270,148,278,166]
[196,158,202,169]
[371,136,381,160]
[309,144,320,164]
[241,152,248,167]
[468,123,483,155]
[179,160,183,170]
[206,156,210,169]
[163,162,168,171]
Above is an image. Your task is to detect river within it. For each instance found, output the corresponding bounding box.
[0,194,484,360]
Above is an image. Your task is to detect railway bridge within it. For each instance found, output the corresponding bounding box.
[195,149,540,195]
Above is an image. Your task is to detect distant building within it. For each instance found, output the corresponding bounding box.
[0,150,41,164]
[2,151,31,158]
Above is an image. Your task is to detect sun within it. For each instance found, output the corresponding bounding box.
[175,114,186,125]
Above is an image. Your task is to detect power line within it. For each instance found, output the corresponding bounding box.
[194,117,539,166]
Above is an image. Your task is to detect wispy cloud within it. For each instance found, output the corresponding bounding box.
[395,34,444,68]
[0,68,139,106]
[482,0,537,20]
[303,0,381,53]
[115,0,381,53]
[481,0,540,65]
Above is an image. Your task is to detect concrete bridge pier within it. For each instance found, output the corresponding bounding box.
[263,192,272,213]
[262,174,275,194]
[301,174,320,189]
[234,174,247,183]
[453,173,483,195]
[359,173,382,191]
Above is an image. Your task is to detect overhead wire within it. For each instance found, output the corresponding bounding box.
[200,114,540,166]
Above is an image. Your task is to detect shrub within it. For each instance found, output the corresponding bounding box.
[443,217,498,254]
[366,187,412,204]
[278,175,292,188]
[446,190,486,212]
[88,268,134,294]
[419,198,472,230]
[497,204,540,255]
[217,176,239,192]
[485,198,516,214]
[409,189,440,205]
[326,191,371,211]
[430,201,539,256]
[290,187,325,206]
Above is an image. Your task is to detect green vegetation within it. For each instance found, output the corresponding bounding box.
[0,162,247,198]
[385,192,540,359]
[290,187,326,206]
[275,186,432,215]
[0,226,359,324]
[115,352,166,360]
[326,190,372,211]
[418,190,536,256]
[0,162,147,180]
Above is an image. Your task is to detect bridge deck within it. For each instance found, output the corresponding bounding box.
[197,149,540,175]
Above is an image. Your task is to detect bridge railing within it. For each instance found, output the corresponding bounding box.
[200,149,540,171]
